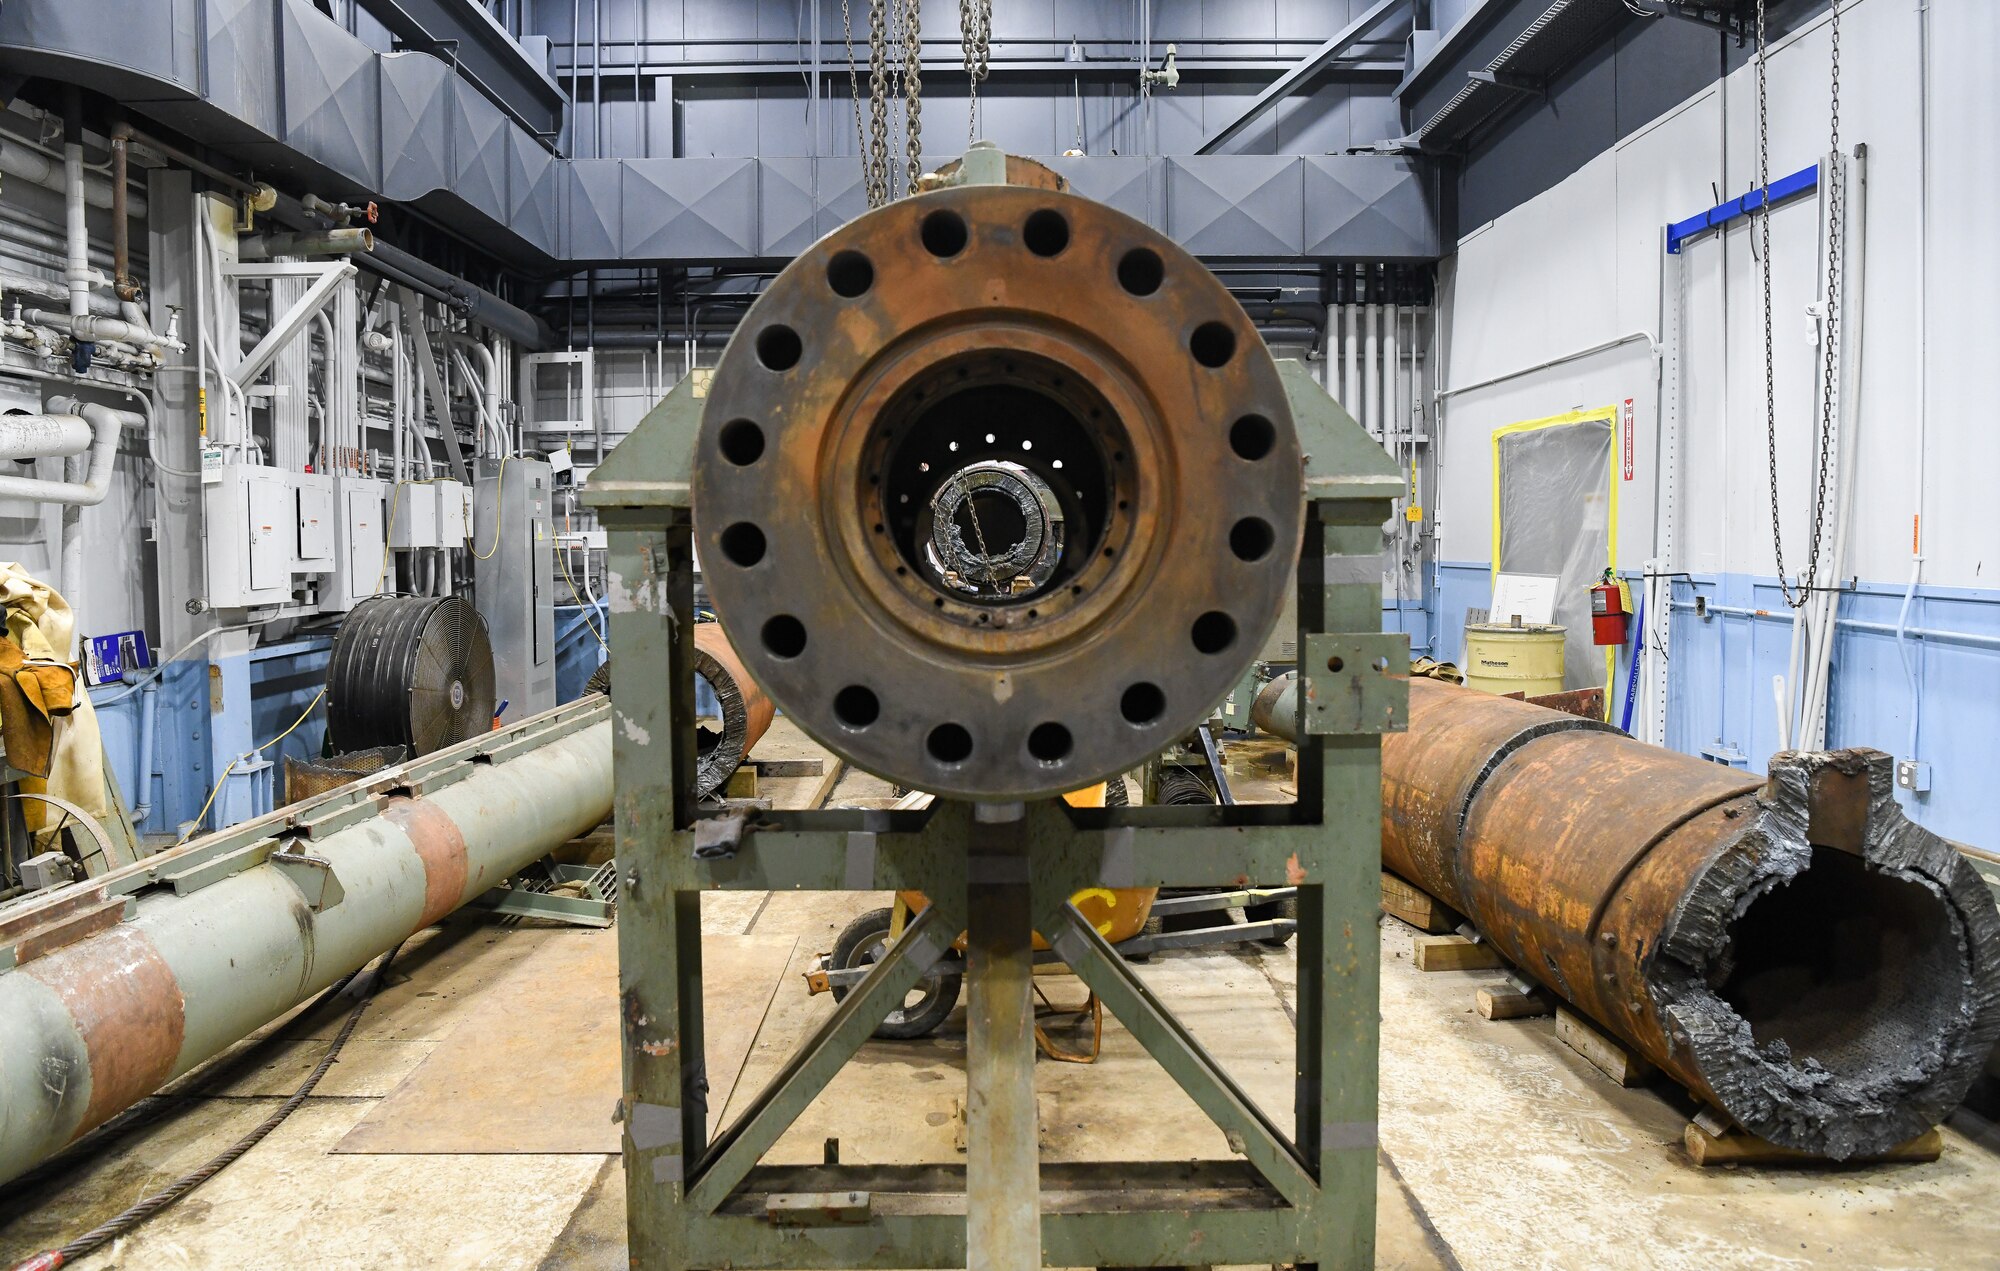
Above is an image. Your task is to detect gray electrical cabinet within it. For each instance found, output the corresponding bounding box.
[474,457,555,723]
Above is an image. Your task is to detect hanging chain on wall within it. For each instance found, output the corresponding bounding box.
[960,0,993,144]
[901,0,923,195]
[1761,0,1845,610]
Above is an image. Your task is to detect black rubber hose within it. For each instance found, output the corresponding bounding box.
[6,944,404,1271]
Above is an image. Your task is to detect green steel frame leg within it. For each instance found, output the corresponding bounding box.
[966,808,1041,1270]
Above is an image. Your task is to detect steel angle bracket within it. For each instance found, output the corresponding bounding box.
[1301,633,1409,736]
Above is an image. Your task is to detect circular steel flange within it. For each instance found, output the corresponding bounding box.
[694,182,1303,800]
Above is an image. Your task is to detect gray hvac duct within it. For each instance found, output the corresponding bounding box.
[0,704,611,1186]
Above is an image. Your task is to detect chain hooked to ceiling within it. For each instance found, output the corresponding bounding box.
[1760,0,1846,610]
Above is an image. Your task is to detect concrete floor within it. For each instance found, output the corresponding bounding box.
[3,721,1997,1270]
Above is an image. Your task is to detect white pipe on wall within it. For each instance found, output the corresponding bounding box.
[0,138,144,216]
[0,398,129,506]
[1385,303,1401,451]
[63,140,90,324]
[1363,302,1380,437]
[0,412,92,461]
[1342,304,1359,415]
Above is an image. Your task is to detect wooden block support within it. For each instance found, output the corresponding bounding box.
[1476,982,1553,1020]
[724,767,758,799]
[1412,933,1504,972]
[1684,1122,1944,1167]
[1381,872,1461,934]
[1555,1007,1654,1087]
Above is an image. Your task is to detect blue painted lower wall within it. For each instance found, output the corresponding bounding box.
[556,601,610,704]
[1413,561,2000,847]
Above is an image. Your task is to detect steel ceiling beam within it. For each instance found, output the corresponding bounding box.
[358,0,567,139]
[1196,0,1409,154]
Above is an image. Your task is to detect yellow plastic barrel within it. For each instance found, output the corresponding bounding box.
[1462,622,1567,697]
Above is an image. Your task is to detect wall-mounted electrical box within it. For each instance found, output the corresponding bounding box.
[388,481,440,549]
[328,475,388,610]
[296,474,335,571]
[435,479,468,545]
[474,456,554,721]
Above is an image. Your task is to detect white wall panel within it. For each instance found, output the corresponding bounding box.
[1435,0,1989,589]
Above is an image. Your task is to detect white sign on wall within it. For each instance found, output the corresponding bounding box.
[1488,572,1560,626]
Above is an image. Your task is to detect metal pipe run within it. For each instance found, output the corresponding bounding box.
[1380,680,2000,1158]
[0,706,612,1187]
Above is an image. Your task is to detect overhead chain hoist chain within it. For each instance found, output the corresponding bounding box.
[841,0,868,182]
[900,0,923,196]
[864,0,891,207]
[960,0,993,144]
[1761,0,1845,609]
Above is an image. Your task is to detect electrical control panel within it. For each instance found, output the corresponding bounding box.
[388,481,440,549]
[435,478,468,545]
[328,475,388,611]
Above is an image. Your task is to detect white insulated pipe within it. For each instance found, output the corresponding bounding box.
[0,398,130,506]
[0,412,92,461]
[0,138,145,217]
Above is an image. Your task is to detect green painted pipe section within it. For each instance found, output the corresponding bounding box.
[0,718,611,1186]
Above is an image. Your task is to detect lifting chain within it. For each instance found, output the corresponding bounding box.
[900,0,923,196]
[1762,0,1845,609]
[841,0,868,184]
[960,0,993,144]
[864,0,891,207]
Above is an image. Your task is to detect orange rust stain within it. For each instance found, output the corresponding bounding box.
[383,798,470,927]
[24,924,185,1140]
[1285,853,1307,886]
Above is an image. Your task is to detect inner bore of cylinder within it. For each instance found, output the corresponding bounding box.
[1715,846,1964,1078]
[693,670,723,756]
[871,354,1123,608]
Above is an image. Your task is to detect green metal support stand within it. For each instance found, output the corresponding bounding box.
[587,358,1405,1269]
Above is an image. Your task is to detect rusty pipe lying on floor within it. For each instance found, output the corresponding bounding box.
[0,710,612,1187]
[1381,680,2000,1158]
[691,621,773,800]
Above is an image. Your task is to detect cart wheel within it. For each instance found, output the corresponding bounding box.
[829,906,962,1039]
[1247,893,1298,947]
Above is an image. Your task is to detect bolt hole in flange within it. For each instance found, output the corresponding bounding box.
[1190,321,1237,368]
[761,614,807,659]
[1117,246,1164,296]
[1120,682,1165,725]
[921,209,969,258]
[1028,721,1073,764]
[719,419,764,466]
[1230,414,1276,461]
[719,522,766,567]
[1023,209,1070,257]
[827,249,874,297]
[756,325,802,371]
[1191,611,1237,655]
[834,685,880,729]
[1229,517,1274,562]
[928,722,974,764]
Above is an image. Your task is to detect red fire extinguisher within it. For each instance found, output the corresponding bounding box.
[1590,570,1629,646]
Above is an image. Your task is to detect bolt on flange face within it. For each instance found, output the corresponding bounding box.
[694,183,1303,800]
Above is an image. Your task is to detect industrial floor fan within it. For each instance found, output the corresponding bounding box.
[327,595,497,757]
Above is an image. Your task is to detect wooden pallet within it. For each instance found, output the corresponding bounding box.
[1380,872,1461,934]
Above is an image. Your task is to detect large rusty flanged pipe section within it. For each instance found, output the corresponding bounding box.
[693,174,1303,800]
[691,621,774,800]
[1383,680,2000,1158]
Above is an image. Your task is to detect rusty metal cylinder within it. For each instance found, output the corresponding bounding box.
[692,156,1303,800]
[1382,679,2000,1158]
[0,710,612,1187]
[691,621,774,800]
[1249,672,1300,743]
